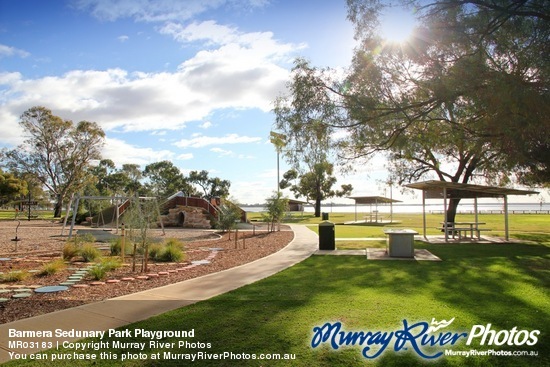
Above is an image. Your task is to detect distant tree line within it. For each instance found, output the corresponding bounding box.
[0,106,231,217]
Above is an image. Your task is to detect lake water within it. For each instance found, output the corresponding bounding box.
[242,202,550,214]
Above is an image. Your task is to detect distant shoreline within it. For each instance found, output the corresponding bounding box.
[242,202,550,214]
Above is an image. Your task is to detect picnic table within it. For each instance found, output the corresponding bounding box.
[364,210,379,223]
[440,222,488,240]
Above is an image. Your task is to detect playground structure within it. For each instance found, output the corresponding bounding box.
[64,195,164,238]
[62,192,247,238]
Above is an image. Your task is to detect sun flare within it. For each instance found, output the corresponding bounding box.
[379,8,417,43]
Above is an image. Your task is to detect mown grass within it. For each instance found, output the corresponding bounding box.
[0,210,61,220]
[248,212,550,243]
[5,236,549,367]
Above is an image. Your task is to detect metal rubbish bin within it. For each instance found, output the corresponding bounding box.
[322,212,329,220]
[319,221,335,250]
[383,229,418,258]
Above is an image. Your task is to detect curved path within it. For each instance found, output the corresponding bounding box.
[0,224,318,363]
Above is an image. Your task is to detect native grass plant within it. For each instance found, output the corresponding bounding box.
[164,237,185,250]
[88,258,122,280]
[0,270,30,283]
[263,192,289,232]
[109,238,121,256]
[99,258,122,272]
[63,232,98,261]
[158,238,185,262]
[80,243,101,262]
[88,264,107,281]
[36,259,66,277]
[109,237,132,256]
[62,242,80,261]
[124,197,161,272]
[148,238,186,263]
[147,243,163,260]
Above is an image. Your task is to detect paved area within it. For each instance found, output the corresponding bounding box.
[0,224,318,364]
[314,248,441,261]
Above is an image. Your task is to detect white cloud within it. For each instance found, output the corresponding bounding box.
[102,137,175,167]
[117,35,129,42]
[210,147,233,156]
[177,153,194,160]
[199,121,212,129]
[231,178,274,205]
[0,20,296,137]
[174,133,261,148]
[160,20,236,45]
[161,20,305,63]
[0,44,30,58]
[150,130,167,136]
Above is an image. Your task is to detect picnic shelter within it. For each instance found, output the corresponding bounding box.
[405,180,538,242]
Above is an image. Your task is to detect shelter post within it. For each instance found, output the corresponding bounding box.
[422,189,427,240]
[474,197,479,226]
[443,187,448,242]
[504,195,509,241]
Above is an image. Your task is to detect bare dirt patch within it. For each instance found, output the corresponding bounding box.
[0,220,294,324]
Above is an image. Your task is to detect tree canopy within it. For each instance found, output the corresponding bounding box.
[143,160,194,198]
[188,170,231,200]
[2,106,105,217]
[274,1,548,221]
[0,169,28,203]
[344,0,549,186]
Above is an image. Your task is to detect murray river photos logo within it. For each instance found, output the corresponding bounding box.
[310,318,540,360]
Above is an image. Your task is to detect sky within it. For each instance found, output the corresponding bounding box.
[0,0,545,206]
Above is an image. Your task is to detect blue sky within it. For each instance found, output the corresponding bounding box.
[0,0,362,204]
[0,0,543,205]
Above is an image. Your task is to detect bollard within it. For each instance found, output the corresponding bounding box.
[121,223,125,263]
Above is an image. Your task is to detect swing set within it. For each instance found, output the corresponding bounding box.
[63,195,165,238]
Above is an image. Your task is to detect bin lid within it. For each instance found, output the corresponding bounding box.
[383,229,418,234]
[318,221,334,226]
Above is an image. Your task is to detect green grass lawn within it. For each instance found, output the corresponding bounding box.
[0,210,61,221]
[249,212,550,244]
[5,235,549,366]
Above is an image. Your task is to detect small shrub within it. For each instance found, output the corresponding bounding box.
[88,265,107,280]
[1,270,29,283]
[157,246,184,262]
[80,244,101,262]
[37,259,66,277]
[63,243,79,261]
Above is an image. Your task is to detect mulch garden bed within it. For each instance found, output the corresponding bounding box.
[0,220,294,323]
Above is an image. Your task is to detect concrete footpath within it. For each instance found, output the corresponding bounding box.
[0,224,318,364]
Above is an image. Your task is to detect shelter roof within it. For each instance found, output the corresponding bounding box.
[405,180,538,199]
[287,199,309,205]
[347,196,402,204]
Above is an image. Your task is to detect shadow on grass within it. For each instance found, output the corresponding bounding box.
[513,233,550,244]
[5,242,549,367]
